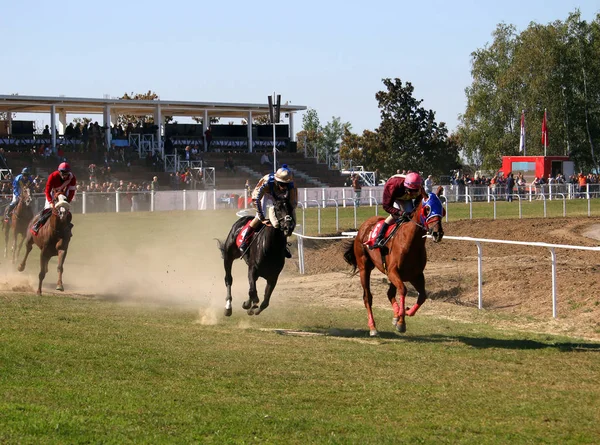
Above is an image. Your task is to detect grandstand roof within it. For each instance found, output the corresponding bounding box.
[0,94,306,119]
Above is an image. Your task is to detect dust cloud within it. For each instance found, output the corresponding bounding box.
[0,214,262,323]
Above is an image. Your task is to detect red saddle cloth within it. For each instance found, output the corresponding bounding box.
[235,220,254,248]
[364,220,396,249]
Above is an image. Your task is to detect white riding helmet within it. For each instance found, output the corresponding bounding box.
[274,166,292,183]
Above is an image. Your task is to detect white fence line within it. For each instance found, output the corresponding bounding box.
[293,231,600,319]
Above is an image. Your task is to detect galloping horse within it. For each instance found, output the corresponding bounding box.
[343,186,445,336]
[17,195,73,295]
[3,186,34,263]
[218,198,296,316]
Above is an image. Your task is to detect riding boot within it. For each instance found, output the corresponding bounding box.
[239,226,256,253]
[284,244,292,258]
[31,209,51,236]
[4,202,16,222]
[370,222,390,250]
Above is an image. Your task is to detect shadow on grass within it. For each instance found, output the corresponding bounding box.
[289,328,600,352]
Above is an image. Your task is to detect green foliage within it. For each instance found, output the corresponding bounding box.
[459,11,600,173]
[116,91,175,128]
[337,79,460,177]
[297,108,351,163]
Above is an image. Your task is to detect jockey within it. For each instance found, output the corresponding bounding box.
[370,171,423,250]
[4,167,34,222]
[31,162,77,235]
[239,164,298,257]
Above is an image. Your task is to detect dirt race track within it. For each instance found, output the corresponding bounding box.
[2,213,600,342]
[289,217,600,341]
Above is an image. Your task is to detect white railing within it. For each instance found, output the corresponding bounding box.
[291,230,600,319]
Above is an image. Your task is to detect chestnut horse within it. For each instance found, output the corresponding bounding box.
[17,195,73,295]
[3,187,34,263]
[343,187,445,336]
[218,198,295,316]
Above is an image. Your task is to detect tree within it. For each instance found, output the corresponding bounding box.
[458,11,600,173]
[373,78,459,177]
[116,91,175,128]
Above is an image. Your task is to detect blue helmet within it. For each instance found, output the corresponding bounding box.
[21,167,30,175]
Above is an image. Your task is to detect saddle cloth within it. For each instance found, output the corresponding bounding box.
[364,220,397,249]
[235,220,253,248]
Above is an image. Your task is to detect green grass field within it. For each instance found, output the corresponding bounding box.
[1,210,600,444]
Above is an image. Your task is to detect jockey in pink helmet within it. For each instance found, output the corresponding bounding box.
[370,171,423,249]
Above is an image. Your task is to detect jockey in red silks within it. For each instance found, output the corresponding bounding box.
[31,162,77,235]
[238,165,298,257]
[370,171,423,249]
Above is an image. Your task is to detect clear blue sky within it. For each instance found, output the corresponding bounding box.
[2,0,598,134]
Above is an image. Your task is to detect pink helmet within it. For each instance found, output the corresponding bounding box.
[58,162,71,172]
[404,172,423,190]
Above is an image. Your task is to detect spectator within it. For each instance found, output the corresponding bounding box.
[424,174,433,194]
[506,172,515,202]
[151,176,159,192]
[374,169,381,186]
[352,173,362,207]
[260,152,273,167]
[224,154,235,172]
[204,127,212,150]
[42,125,50,137]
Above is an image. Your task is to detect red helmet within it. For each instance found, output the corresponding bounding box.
[58,162,71,172]
[404,172,423,190]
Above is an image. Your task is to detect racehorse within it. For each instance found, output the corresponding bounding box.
[218,198,296,316]
[3,186,34,263]
[17,195,73,295]
[343,186,445,336]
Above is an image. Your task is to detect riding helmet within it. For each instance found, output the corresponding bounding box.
[404,172,423,190]
[21,167,30,175]
[58,162,71,172]
[274,165,292,183]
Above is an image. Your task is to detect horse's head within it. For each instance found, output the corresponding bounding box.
[420,186,445,243]
[270,198,296,236]
[21,187,32,206]
[54,194,71,222]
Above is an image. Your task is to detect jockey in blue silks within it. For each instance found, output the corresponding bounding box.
[5,167,33,221]
[238,164,298,257]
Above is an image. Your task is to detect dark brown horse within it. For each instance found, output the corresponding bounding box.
[3,187,34,263]
[17,195,73,295]
[343,187,445,336]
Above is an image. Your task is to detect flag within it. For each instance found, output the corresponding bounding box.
[541,109,548,148]
[519,110,525,153]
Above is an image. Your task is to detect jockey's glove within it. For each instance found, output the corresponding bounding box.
[394,212,411,223]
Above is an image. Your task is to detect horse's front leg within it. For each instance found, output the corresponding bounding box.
[15,231,27,265]
[17,235,34,273]
[223,254,234,316]
[37,252,50,295]
[243,268,259,315]
[56,248,68,291]
[387,270,407,333]
[407,272,427,317]
[359,267,379,336]
[254,274,280,316]
[10,228,18,264]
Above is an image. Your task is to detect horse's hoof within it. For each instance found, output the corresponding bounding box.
[56,285,64,292]
[224,308,232,317]
[369,329,379,337]
[247,309,255,315]
[242,301,251,310]
[396,323,406,333]
[17,265,24,272]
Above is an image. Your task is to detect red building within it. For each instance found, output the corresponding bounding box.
[500,156,574,181]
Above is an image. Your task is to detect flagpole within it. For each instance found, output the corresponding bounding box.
[544,108,547,157]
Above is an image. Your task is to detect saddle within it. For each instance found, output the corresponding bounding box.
[364,220,403,250]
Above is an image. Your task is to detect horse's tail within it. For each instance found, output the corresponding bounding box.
[343,239,357,273]
[216,239,226,259]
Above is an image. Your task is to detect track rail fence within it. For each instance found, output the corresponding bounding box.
[293,231,600,319]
